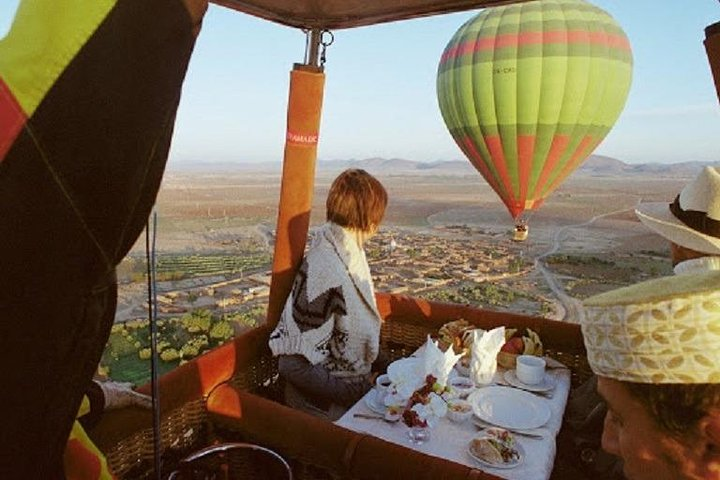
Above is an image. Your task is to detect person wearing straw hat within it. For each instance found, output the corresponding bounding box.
[581,270,720,480]
[635,166,720,274]
[562,167,720,478]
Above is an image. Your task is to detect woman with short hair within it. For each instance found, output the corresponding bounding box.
[269,169,388,420]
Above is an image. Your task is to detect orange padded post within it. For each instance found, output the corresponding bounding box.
[266,65,325,330]
[705,21,720,105]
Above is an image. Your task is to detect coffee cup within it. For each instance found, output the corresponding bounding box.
[515,355,546,385]
[375,373,392,404]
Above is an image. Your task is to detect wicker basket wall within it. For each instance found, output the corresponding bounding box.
[93,293,591,479]
[207,293,591,480]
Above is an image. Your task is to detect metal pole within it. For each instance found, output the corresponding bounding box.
[307,29,322,67]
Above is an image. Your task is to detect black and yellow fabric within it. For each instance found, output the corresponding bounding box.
[0,0,205,477]
[64,396,114,480]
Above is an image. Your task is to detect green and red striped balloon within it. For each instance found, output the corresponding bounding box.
[437,0,632,220]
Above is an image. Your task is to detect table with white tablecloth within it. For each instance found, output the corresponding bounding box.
[335,362,571,480]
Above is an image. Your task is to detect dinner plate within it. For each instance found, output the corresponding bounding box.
[468,386,551,430]
[504,370,555,393]
[364,389,387,415]
[467,438,525,469]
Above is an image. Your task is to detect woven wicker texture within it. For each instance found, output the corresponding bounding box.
[96,294,591,479]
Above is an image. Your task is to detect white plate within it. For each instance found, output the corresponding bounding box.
[468,386,551,430]
[364,389,387,415]
[467,437,524,469]
[504,370,555,393]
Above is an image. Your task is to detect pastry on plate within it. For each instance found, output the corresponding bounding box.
[469,428,520,465]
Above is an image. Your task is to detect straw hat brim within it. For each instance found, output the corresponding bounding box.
[635,202,720,255]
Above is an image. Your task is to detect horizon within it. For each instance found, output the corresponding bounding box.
[2,1,720,165]
[166,153,716,169]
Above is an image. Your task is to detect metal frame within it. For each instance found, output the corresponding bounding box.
[167,441,293,479]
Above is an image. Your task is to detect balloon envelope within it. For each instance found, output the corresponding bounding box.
[437,0,632,219]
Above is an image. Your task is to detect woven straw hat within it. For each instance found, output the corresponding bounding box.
[581,270,720,384]
[635,166,720,255]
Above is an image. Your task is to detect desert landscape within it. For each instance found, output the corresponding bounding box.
[104,156,705,383]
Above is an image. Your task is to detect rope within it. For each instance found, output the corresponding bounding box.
[145,209,162,479]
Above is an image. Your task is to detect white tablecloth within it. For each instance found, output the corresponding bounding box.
[335,361,571,480]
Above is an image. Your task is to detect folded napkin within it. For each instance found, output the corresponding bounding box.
[384,336,463,407]
[470,326,505,386]
[386,358,425,402]
[422,336,462,387]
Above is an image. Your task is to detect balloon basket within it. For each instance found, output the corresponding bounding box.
[512,224,529,242]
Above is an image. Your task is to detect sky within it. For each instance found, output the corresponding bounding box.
[1,1,719,165]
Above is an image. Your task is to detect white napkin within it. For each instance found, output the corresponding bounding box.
[470,327,505,386]
[385,358,425,402]
[383,337,463,407]
[421,336,462,387]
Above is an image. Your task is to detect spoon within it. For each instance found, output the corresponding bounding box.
[353,412,401,423]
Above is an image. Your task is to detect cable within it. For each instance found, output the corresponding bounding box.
[145,209,162,479]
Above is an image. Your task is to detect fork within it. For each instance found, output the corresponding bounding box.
[495,376,554,399]
[473,420,545,439]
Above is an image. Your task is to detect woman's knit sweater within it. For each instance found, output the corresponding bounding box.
[269,222,382,377]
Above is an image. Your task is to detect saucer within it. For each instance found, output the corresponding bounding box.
[504,370,554,393]
[364,389,387,415]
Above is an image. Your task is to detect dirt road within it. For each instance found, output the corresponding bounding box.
[534,207,635,323]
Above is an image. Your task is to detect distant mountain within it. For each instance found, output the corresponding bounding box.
[626,161,716,176]
[578,155,627,174]
[417,160,472,172]
[170,156,716,177]
[319,158,475,174]
[170,161,280,172]
[577,155,715,177]
[322,155,716,177]
[319,157,429,171]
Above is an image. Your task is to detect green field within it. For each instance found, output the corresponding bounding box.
[100,307,265,385]
[545,252,673,298]
[117,252,272,283]
[417,280,552,316]
[155,253,271,277]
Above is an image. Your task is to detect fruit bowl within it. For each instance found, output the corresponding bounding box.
[496,328,543,369]
[496,351,520,370]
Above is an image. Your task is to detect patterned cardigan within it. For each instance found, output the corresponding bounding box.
[269,223,382,378]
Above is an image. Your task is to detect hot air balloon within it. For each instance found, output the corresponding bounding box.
[437,0,633,239]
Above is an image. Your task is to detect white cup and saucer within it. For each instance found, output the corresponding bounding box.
[366,373,392,413]
[504,355,554,392]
